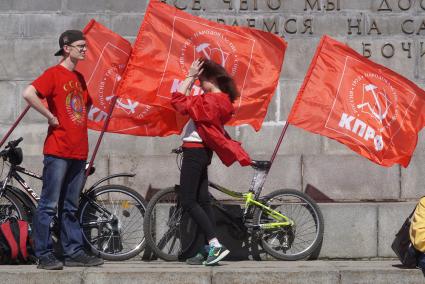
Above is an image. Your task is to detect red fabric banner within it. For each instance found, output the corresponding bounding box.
[288,35,425,167]
[76,19,185,136]
[116,0,286,131]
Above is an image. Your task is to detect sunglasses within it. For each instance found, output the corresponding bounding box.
[68,44,88,52]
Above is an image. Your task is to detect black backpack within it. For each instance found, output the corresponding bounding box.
[391,205,419,268]
[0,218,35,264]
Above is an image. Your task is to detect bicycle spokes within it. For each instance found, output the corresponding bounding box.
[80,186,146,260]
[154,204,192,255]
[156,206,182,252]
[0,204,20,221]
[254,190,324,260]
[143,187,199,261]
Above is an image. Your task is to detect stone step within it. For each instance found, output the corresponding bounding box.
[1,260,422,284]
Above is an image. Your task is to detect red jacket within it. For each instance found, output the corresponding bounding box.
[171,92,252,167]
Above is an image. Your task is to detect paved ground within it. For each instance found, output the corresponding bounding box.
[0,260,423,284]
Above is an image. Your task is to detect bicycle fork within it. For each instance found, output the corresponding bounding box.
[243,192,294,230]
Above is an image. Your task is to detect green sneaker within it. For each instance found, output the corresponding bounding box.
[203,245,230,266]
[186,252,206,265]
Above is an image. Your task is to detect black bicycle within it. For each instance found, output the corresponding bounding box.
[0,137,147,261]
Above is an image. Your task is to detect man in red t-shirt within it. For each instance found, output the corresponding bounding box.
[23,30,103,270]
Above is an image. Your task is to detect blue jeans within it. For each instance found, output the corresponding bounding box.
[33,155,86,259]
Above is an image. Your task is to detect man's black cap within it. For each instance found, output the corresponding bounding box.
[54,30,85,56]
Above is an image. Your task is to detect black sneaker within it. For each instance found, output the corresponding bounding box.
[37,253,63,270]
[64,252,104,267]
[186,252,207,265]
[203,245,230,266]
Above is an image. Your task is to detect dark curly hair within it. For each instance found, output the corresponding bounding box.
[199,59,240,103]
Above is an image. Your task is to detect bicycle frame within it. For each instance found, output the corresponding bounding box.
[0,162,137,211]
[208,181,294,229]
[173,145,295,230]
[0,162,139,235]
[0,165,41,204]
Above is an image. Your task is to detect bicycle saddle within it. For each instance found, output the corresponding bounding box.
[251,160,271,170]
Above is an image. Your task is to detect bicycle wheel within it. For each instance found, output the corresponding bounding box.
[253,189,324,261]
[0,187,28,222]
[78,184,146,261]
[143,187,198,261]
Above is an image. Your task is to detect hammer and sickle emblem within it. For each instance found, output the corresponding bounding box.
[195,42,229,67]
[356,84,389,123]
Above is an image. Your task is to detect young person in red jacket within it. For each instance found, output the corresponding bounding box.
[23,30,103,270]
[171,58,251,266]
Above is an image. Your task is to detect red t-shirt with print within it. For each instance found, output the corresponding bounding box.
[32,64,91,160]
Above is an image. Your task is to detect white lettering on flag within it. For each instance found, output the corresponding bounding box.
[170,78,203,96]
[338,112,384,151]
[88,106,108,122]
[338,112,355,130]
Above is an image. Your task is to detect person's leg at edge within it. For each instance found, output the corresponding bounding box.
[417,252,425,276]
[33,155,67,270]
[61,159,103,267]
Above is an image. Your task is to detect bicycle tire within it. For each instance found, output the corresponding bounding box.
[143,187,198,261]
[253,189,324,261]
[78,184,147,261]
[0,186,30,222]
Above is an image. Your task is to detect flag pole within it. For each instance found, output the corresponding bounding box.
[269,121,289,166]
[0,105,31,148]
[85,96,118,177]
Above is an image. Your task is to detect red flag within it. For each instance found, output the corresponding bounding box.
[76,19,186,136]
[288,35,425,167]
[116,0,286,131]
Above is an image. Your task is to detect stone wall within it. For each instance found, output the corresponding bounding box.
[1,0,423,201]
[1,0,424,258]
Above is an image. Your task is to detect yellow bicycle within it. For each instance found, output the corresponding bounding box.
[143,147,324,261]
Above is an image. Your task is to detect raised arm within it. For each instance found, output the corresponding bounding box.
[177,58,204,95]
[172,58,205,114]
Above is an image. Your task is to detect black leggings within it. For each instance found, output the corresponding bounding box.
[179,147,216,241]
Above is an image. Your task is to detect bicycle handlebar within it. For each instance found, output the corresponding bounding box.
[5,137,23,149]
